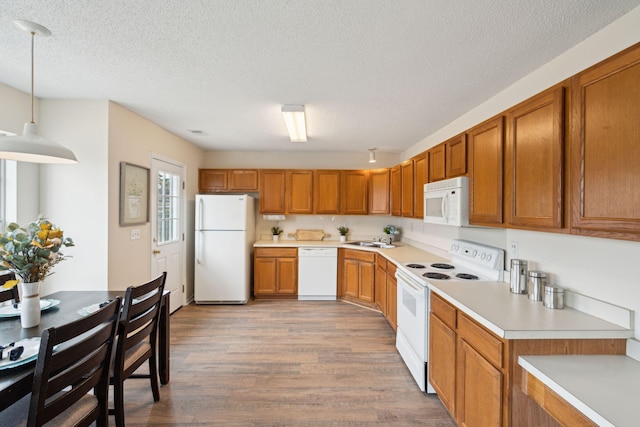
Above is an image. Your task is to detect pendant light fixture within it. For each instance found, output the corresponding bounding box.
[0,20,77,164]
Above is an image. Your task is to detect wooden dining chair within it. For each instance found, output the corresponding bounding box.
[0,297,121,427]
[110,272,167,427]
[0,272,19,304]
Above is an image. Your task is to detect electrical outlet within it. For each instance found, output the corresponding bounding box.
[510,241,519,258]
[130,229,141,240]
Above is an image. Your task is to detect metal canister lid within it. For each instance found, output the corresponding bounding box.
[544,284,563,293]
[529,270,547,278]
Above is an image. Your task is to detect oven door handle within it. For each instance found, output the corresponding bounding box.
[396,270,425,294]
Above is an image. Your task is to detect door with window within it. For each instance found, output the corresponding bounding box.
[151,156,185,313]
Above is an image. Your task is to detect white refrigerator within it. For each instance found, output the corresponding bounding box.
[194,194,255,304]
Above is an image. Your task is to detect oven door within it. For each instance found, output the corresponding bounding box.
[395,269,433,393]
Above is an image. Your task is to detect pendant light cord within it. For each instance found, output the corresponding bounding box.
[30,31,36,124]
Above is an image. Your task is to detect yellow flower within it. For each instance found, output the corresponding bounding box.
[37,230,49,240]
[48,229,63,239]
[40,223,52,231]
[31,239,44,248]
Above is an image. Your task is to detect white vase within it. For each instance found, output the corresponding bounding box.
[20,281,42,328]
[340,235,346,242]
[272,235,279,242]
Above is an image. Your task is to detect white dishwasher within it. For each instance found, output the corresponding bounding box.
[298,247,338,300]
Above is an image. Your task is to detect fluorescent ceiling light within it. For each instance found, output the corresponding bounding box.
[0,20,77,164]
[281,105,307,142]
[369,148,376,163]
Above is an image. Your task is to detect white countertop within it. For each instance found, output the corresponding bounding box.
[519,354,640,427]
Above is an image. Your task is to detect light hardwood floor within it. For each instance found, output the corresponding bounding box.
[122,300,456,426]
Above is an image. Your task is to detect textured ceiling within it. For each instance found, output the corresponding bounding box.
[1,1,639,154]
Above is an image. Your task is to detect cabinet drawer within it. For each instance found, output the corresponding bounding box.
[431,292,456,330]
[342,249,376,263]
[376,256,387,271]
[254,247,297,258]
[458,313,503,368]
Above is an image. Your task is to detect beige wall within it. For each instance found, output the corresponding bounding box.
[108,102,204,296]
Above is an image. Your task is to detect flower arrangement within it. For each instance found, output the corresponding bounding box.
[337,226,349,236]
[383,225,400,235]
[271,226,283,236]
[0,216,75,284]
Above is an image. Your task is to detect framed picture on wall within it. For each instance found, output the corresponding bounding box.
[119,162,150,226]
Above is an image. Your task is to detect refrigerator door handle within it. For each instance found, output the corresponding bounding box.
[197,197,204,230]
[195,231,202,264]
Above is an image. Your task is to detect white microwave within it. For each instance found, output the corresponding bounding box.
[423,176,469,226]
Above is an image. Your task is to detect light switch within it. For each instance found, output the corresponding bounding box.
[130,229,141,240]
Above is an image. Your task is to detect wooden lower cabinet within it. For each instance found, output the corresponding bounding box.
[374,256,397,331]
[428,292,626,427]
[385,263,397,331]
[253,248,297,298]
[339,249,376,306]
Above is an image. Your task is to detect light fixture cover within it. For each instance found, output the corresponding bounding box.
[369,149,376,163]
[281,104,307,142]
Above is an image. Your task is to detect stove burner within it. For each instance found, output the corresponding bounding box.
[423,272,450,280]
[406,263,426,269]
[431,263,455,270]
[456,273,479,280]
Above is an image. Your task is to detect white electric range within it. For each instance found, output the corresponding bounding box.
[395,239,504,393]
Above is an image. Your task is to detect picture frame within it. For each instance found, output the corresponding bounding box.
[119,162,150,226]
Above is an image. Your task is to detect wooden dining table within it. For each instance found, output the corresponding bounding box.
[0,290,170,412]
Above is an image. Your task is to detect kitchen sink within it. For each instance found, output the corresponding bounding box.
[345,241,395,249]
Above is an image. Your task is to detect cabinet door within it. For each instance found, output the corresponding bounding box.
[254,257,277,295]
[369,169,390,215]
[413,154,427,219]
[429,144,446,182]
[468,116,504,226]
[386,265,397,331]
[342,170,369,215]
[259,170,286,214]
[507,87,564,229]
[229,170,259,191]
[401,161,414,217]
[429,314,456,416]
[199,169,227,192]
[457,339,503,427]
[375,264,387,313]
[571,45,640,239]
[358,261,375,303]
[390,165,402,217]
[314,170,341,214]
[286,170,314,214]
[277,258,298,294]
[446,133,467,177]
[343,259,360,298]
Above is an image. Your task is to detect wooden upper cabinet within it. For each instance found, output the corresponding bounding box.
[571,44,640,240]
[446,133,467,178]
[199,169,258,192]
[341,170,369,215]
[259,170,286,214]
[428,144,446,182]
[286,170,314,214]
[413,153,427,219]
[228,169,259,191]
[390,165,402,217]
[199,169,227,192]
[369,169,390,215]
[314,170,341,214]
[401,161,414,217]
[506,86,564,229]
[468,116,504,226]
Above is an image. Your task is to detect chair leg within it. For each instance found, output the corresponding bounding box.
[149,353,160,402]
[113,380,126,427]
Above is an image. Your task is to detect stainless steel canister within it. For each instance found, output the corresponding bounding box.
[528,270,547,301]
[510,259,528,294]
[543,285,564,309]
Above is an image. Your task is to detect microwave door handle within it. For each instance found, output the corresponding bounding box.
[442,193,449,222]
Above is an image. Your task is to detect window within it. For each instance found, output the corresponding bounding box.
[156,171,181,245]
[0,131,17,231]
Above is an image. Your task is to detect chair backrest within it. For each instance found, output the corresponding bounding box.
[0,272,19,304]
[29,297,121,427]
[114,272,166,375]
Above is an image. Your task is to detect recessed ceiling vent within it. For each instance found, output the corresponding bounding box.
[187,129,208,136]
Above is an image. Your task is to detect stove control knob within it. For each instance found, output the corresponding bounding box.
[451,244,459,252]
[472,250,478,257]
[480,253,486,260]
[486,254,492,262]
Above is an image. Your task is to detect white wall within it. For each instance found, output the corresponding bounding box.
[401,6,640,338]
[38,99,110,294]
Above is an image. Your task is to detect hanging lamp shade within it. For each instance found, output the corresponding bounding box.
[0,20,78,164]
